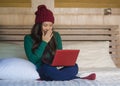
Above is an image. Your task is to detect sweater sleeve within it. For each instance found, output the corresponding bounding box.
[24,35,47,65]
[55,32,63,50]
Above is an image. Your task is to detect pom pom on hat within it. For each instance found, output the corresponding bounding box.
[35,5,54,24]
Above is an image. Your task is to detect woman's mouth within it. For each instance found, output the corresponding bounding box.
[44,31,47,35]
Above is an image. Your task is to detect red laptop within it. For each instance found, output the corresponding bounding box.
[51,50,80,66]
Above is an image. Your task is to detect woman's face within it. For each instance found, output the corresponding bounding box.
[42,21,53,34]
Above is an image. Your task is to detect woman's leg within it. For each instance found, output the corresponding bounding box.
[59,64,79,79]
[37,64,96,81]
[37,66,53,81]
[40,64,79,81]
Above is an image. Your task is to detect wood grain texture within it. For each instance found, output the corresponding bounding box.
[0,0,31,7]
[55,0,120,8]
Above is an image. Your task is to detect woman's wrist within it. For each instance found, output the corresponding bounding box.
[42,39,49,43]
[42,40,48,44]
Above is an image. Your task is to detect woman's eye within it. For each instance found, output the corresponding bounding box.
[50,25,53,27]
[43,24,47,27]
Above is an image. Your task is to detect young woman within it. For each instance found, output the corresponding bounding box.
[24,5,96,81]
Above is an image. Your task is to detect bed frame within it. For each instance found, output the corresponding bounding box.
[0,25,119,64]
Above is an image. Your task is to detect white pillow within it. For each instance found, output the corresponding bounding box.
[0,43,27,59]
[63,41,116,68]
[0,58,40,80]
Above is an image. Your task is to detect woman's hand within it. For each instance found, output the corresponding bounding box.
[42,30,53,43]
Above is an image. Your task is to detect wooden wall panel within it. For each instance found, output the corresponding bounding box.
[55,14,104,25]
[55,0,120,8]
[0,0,31,7]
[0,14,34,25]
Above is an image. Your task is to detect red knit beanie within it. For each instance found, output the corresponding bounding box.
[35,5,54,24]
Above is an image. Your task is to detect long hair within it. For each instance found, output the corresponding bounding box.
[30,23,57,58]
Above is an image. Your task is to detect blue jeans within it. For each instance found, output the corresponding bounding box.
[37,64,79,81]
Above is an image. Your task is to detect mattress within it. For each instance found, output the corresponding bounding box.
[0,68,120,86]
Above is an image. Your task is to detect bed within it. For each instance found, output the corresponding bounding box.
[0,25,120,86]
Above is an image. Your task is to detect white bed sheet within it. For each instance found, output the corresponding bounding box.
[0,68,120,86]
[78,68,120,85]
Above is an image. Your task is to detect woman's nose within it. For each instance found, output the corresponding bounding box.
[46,27,50,30]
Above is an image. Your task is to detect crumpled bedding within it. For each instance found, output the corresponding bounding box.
[0,68,120,86]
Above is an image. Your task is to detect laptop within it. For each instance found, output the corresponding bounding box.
[51,50,80,66]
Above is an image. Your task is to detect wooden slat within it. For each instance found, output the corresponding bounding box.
[0,35,114,41]
[62,41,118,46]
[54,25,118,29]
[0,30,30,34]
[0,30,118,35]
[0,25,118,29]
[0,25,32,29]
[0,29,118,35]
[111,54,118,58]
[56,30,118,35]
[109,48,117,53]
[0,35,24,41]
[61,35,114,41]
[0,41,23,45]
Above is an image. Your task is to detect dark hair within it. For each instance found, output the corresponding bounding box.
[30,23,57,60]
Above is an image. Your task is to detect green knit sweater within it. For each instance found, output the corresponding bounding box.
[24,31,62,69]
